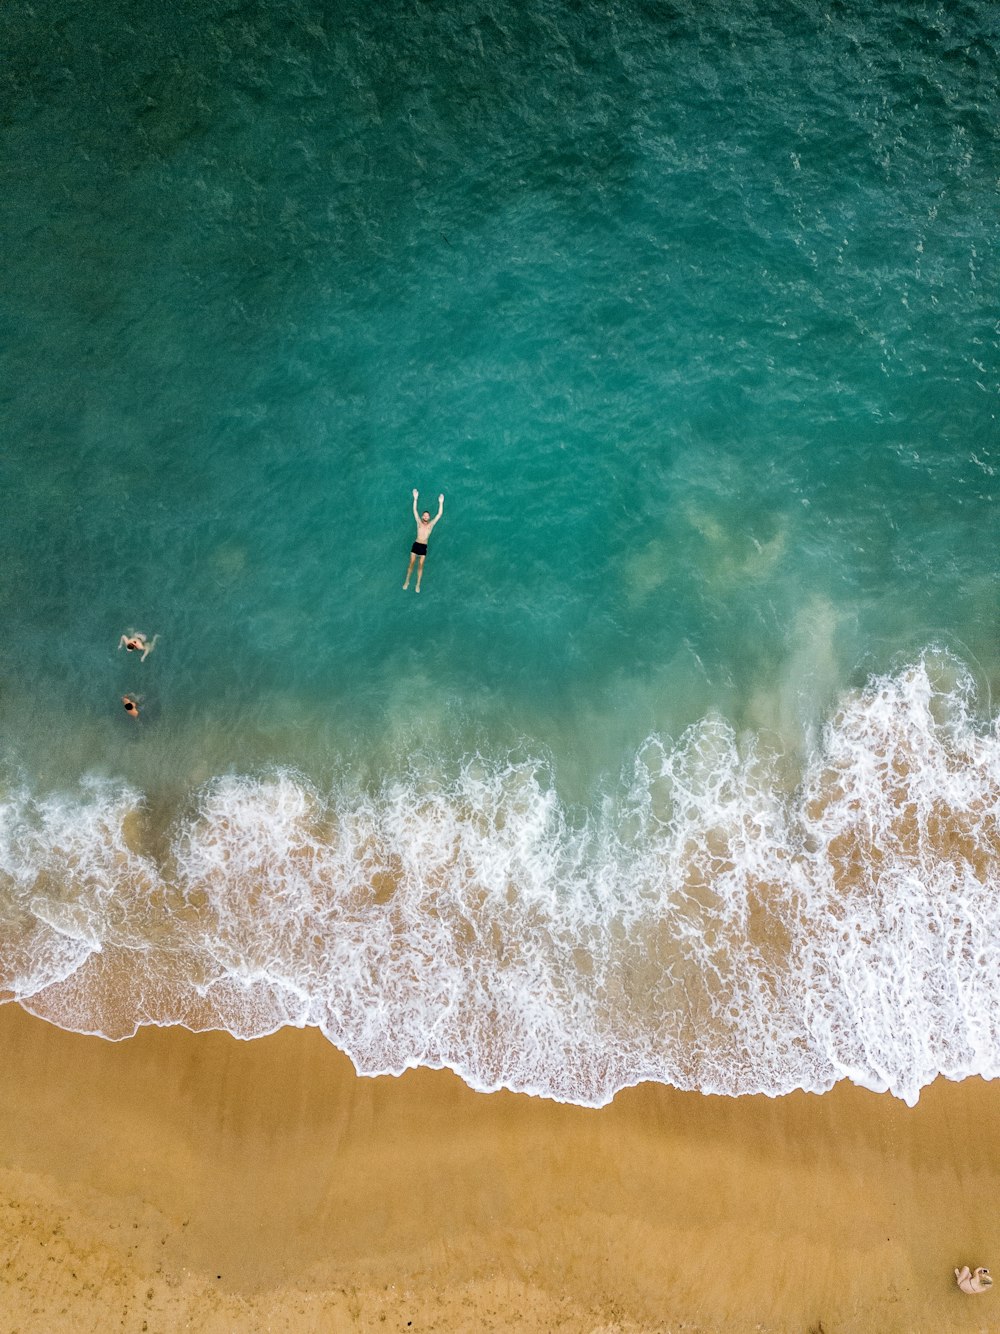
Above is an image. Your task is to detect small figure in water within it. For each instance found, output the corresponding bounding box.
[955,1266,992,1294]
[403,489,444,593]
[118,631,158,661]
[122,694,141,719]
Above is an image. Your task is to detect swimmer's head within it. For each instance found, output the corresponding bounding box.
[421,511,430,522]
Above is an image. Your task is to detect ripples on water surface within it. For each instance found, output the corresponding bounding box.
[0,0,998,1102]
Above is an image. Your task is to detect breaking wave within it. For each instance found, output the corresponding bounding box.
[1,656,998,1107]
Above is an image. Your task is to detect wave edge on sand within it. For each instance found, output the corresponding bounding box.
[1,655,998,1108]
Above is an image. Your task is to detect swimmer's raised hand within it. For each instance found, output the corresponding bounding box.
[413,488,419,498]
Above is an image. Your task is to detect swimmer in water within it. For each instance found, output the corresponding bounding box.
[122,694,140,719]
[403,489,444,593]
[118,631,158,661]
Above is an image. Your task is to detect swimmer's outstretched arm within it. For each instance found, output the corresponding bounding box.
[140,634,159,662]
[428,493,444,529]
[118,635,128,651]
[412,488,420,521]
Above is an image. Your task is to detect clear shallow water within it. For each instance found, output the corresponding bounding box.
[1,0,998,1103]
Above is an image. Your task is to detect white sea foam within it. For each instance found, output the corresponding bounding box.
[1,656,998,1106]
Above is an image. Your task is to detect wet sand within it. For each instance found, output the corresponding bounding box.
[0,1002,996,1332]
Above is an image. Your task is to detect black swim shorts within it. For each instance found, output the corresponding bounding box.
[411,541,428,556]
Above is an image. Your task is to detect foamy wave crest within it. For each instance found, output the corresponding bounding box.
[1,658,998,1105]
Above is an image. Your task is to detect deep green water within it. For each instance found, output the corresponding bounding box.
[1,0,998,1104]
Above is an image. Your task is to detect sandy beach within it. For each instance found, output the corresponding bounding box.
[0,1002,997,1333]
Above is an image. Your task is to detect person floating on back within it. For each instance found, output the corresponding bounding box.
[118,631,158,661]
[403,489,444,593]
[122,694,140,720]
[955,1265,992,1294]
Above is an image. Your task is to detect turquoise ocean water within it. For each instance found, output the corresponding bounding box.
[1,0,998,1104]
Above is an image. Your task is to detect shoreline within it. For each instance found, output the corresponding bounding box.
[0,1002,997,1332]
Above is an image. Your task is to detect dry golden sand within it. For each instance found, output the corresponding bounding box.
[0,1004,997,1333]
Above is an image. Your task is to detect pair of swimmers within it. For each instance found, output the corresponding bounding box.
[118,632,158,719]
